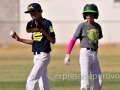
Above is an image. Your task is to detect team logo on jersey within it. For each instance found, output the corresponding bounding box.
[87,29,99,43]
[49,26,54,32]
[32,32,43,41]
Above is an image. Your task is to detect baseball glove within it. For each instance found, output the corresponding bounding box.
[26,19,44,32]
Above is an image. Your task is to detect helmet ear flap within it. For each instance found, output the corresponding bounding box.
[83,13,86,20]
[94,12,99,19]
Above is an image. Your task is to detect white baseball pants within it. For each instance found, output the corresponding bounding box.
[26,52,50,90]
[79,48,103,90]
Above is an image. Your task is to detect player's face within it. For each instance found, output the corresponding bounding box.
[86,13,94,23]
[30,10,42,19]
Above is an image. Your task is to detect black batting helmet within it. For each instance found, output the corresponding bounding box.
[83,4,99,19]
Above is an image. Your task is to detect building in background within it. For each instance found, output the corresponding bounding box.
[0,0,120,44]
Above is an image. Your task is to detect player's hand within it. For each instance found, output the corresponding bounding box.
[14,34,20,41]
[28,28,39,32]
[39,28,45,34]
[64,54,70,65]
[10,31,20,41]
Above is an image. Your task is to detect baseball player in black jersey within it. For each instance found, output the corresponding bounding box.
[64,4,103,90]
[10,3,56,90]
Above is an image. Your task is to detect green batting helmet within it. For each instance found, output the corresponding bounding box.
[83,4,99,19]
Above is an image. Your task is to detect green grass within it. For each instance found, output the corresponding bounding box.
[0,45,120,90]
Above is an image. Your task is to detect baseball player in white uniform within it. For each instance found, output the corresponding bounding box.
[10,3,56,90]
[64,4,103,90]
